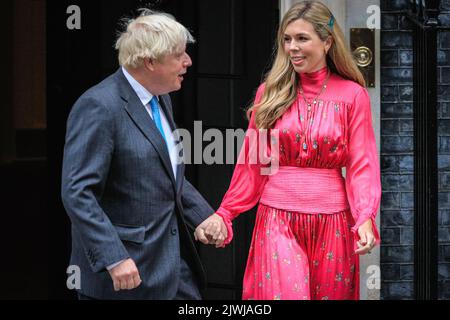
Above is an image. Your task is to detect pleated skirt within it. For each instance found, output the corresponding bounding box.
[242,204,359,300]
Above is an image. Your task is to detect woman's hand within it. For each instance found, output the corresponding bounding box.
[194,213,227,248]
[355,219,376,255]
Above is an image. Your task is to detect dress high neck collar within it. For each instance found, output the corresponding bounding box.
[299,66,329,85]
[298,66,330,97]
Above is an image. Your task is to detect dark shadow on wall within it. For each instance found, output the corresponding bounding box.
[0,0,48,300]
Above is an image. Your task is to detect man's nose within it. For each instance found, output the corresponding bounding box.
[184,53,192,67]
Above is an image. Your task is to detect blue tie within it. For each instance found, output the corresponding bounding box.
[149,96,168,145]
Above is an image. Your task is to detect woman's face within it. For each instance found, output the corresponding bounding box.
[283,18,332,74]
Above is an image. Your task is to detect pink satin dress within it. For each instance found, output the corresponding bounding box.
[216,66,381,300]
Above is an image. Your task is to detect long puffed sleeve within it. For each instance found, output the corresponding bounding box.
[345,87,381,245]
[216,84,269,245]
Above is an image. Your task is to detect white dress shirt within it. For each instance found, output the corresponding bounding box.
[122,66,178,178]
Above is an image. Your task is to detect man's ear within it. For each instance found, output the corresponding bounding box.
[143,57,155,71]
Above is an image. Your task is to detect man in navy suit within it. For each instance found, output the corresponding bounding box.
[61,9,226,300]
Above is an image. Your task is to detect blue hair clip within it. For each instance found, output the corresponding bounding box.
[328,15,335,30]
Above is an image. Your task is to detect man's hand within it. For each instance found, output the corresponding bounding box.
[194,213,227,248]
[108,258,142,291]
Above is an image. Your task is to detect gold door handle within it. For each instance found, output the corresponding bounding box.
[350,28,375,87]
[353,46,373,67]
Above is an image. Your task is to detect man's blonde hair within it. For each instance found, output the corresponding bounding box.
[115,9,195,68]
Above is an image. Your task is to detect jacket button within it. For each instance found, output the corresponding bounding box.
[171,228,177,235]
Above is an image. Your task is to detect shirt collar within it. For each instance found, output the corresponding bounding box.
[121,66,155,106]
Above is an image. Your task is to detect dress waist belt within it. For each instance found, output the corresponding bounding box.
[260,166,350,214]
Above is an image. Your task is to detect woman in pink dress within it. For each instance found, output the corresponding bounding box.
[197,1,381,300]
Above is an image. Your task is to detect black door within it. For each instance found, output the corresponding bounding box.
[182,0,279,300]
[48,0,278,299]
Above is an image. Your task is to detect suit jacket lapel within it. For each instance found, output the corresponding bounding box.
[159,95,185,193]
[115,69,177,187]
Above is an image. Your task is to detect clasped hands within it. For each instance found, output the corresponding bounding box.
[194,213,227,248]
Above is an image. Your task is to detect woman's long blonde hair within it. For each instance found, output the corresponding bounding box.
[249,1,365,129]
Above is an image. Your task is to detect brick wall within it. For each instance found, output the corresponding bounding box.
[380,0,450,300]
[438,0,450,301]
[380,0,414,300]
